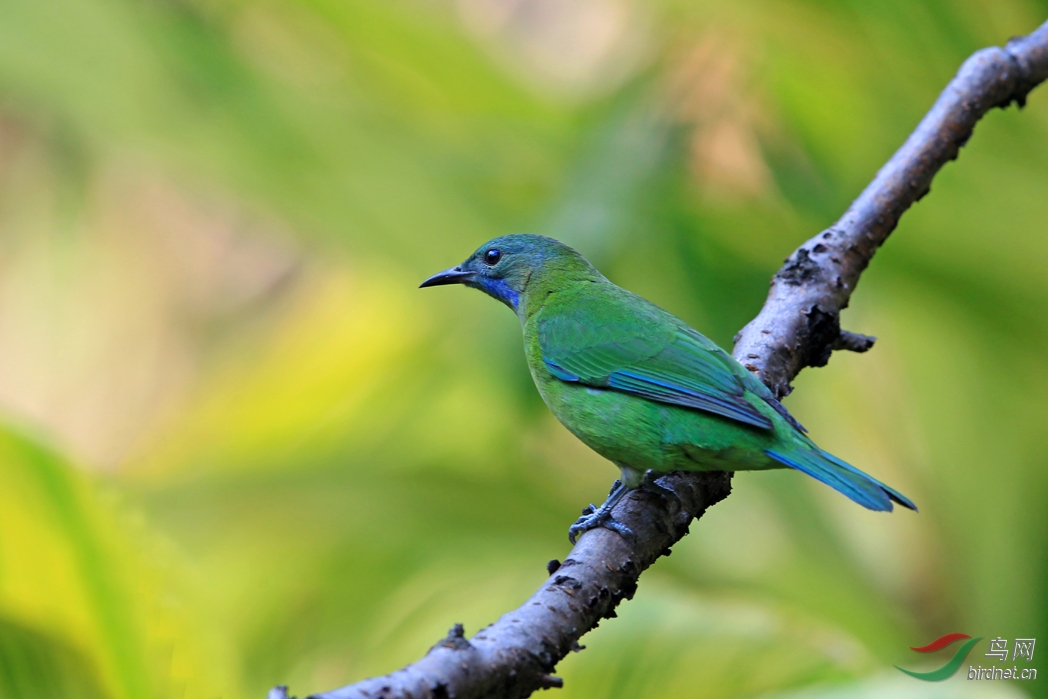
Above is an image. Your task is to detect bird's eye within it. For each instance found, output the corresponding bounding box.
[484,248,502,265]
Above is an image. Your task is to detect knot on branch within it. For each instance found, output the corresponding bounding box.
[802,306,877,369]
[777,247,827,287]
[434,624,472,652]
[835,330,876,353]
[538,675,564,690]
[1006,24,1048,106]
[801,305,840,368]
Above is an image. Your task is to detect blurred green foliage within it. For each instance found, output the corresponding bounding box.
[0,0,1046,698]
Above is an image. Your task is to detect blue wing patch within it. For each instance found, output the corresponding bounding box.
[607,371,773,429]
[544,359,581,382]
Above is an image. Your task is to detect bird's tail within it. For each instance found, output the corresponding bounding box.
[765,444,917,512]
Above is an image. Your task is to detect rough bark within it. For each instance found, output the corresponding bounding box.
[269,18,1048,699]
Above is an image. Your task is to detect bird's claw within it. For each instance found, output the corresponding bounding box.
[601,517,637,544]
[568,509,636,545]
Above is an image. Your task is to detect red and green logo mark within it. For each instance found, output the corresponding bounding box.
[896,633,982,681]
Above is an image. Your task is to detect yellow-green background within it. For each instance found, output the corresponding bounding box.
[0,0,1045,697]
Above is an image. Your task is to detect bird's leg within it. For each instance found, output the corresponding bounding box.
[568,479,636,545]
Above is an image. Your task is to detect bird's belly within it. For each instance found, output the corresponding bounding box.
[535,376,779,473]
[540,382,667,470]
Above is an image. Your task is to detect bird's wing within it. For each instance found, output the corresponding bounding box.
[537,291,775,430]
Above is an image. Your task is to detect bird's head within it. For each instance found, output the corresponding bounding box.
[420,234,601,311]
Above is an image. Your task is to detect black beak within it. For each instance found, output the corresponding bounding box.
[419,265,474,288]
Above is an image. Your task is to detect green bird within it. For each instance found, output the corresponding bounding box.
[421,234,916,542]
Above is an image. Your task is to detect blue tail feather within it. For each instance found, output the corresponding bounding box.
[765,447,917,513]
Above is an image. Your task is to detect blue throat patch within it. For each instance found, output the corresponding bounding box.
[476,277,520,309]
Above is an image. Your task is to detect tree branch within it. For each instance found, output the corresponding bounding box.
[734,20,1048,398]
[269,19,1048,699]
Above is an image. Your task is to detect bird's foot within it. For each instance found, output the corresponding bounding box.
[568,478,636,544]
[568,510,635,545]
[568,506,635,545]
